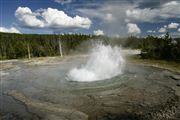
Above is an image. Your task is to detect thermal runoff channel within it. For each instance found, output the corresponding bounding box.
[67,43,125,82]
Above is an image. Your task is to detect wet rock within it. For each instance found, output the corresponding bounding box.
[170,75,180,81]
[7,91,88,120]
[1,113,24,120]
[0,94,40,120]
[97,113,141,120]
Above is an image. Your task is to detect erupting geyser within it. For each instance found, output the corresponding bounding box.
[67,43,125,82]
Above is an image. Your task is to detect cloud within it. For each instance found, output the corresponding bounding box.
[0,27,21,33]
[93,29,104,36]
[77,8,116,23]
[127,23,141,34]
[126,8,158,22]
[178,28,180,32]
[126,1,180,22]
[77,3,133,36]
[15,7,45,28]
[147,30,156,33]
[15,7,91,29]
[158,22,180,34]
[104,13,115,22]
[77,1,180,36]
[168,22,179,29]
[13,1,180,36]
[158,27,166,33]
[136,0,171,8]
[158,34,166,38]
[54,0,72,4]
[42,8,91,29]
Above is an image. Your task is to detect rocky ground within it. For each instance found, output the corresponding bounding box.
[0,55,180,120]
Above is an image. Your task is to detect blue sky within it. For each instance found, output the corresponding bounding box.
[0,0,180,37]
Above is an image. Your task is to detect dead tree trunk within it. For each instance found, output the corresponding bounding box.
[27,43,31,59]
[59,39,63,57]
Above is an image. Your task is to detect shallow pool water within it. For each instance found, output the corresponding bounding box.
[1,56,180,120]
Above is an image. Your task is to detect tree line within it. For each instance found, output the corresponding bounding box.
[0,32,95,59]
[141,32,180,60]
[0,32,180,60]
[106,33,180,60]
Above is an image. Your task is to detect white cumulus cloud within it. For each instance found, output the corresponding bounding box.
[77,3,133,36]
[126,1,180,22]
[15,7,45,28]
[126,8,158,22]
[178,28,180,32]
[158,27,166,33]
[0,27,21,33]
[127,23,141,34]
[168,22,179,29]
[42,8,91,29]
[93,29,104,36]
[15,7,91,29]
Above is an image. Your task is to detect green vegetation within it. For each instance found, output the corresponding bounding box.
[0,32,94,59]
[123,36,143,49]
[141,32,180,60]
[114,32,180,61]
[0,32,180,61]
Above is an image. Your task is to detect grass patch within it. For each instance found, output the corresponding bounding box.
[127,55,180,73]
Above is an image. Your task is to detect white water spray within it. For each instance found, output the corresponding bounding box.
[67,43,125,82]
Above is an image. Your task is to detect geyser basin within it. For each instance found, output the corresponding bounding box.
[67,44,125,82]
[1,56,180,120]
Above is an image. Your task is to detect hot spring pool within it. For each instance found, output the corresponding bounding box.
[1,55,180,120]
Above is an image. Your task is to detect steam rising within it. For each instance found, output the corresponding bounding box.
[67,43,125,82]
